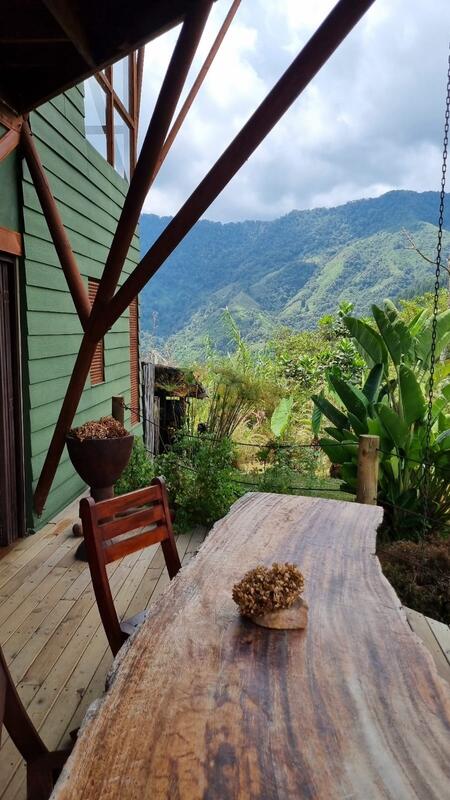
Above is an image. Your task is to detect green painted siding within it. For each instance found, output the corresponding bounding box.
[22,85,141,528]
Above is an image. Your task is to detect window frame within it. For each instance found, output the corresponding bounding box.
[85,50,140,179]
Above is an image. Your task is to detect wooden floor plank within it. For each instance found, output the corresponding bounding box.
[1,568,83,655]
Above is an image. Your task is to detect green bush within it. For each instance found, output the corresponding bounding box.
[312,300,450,540]
[155,434,241,531]
[114,437,155,496]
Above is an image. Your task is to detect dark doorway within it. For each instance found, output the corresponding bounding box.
[0,255,24,546]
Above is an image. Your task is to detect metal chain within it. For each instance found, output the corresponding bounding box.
[423,46,450,530]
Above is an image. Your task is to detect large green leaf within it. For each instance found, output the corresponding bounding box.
[343,317,388,368]
[431,395,449,424]
[319,438,353,464]
[362,363,384,403]
[383,299,399,322]
[328,374,368,420]
[312,394,348,430]
[375,404,409,449]
[408,308,428,337]
[372,305,402,365]
[436,430,450,451]
[415,309,450,364]
[442,384,450,402]
[341,462,358,490]
[398,365,425,425]
[324,427,358,442]
[311,399,322,436]
[271,396,294,438]
[438,412,450,433]
[392,319,413,360]
[347,411,369,436]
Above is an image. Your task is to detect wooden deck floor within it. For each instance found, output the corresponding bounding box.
[0,510,450,800]
[0,510,206,800]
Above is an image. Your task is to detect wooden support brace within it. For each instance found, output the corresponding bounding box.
[0,129,20,163]
[21,122,91,329]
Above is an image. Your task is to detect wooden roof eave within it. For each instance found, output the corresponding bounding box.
[0,0,202,115]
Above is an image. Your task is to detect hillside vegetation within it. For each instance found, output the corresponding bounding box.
[139,190,449,360]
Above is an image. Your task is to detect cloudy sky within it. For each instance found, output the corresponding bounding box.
[139,0,450,222]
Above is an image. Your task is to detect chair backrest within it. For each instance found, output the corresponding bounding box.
[80,476,181,655]
[0,646,47,761]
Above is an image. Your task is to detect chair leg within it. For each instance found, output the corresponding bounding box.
[27,764,54,800]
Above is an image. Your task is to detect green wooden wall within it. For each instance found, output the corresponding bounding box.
[22,86,141,528]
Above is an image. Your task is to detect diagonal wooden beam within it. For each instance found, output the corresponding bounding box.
[33,0,376,515]
[21,121,91,328]
[153,0,242,182]
[89,0,213,323]
[0,128,20,162]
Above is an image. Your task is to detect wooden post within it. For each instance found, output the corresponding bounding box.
[356,435,379,505]
[112,396,125,425]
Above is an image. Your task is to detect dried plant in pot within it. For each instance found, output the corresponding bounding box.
[232,563,308,630]
[66,416,134,553]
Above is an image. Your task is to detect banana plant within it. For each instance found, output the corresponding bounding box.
[311,300,450,539]
[271,396,294,439]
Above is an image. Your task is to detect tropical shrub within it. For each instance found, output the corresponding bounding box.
[201,310,281,439]
[114,437,155,495]
[312,300,450,540]
[155,433,241,531]
[272,303,365,392]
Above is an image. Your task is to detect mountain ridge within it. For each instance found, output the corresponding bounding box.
[139,190,449,360]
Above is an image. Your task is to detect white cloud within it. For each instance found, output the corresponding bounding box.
[139,0,450,222]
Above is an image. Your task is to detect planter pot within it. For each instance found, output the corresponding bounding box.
[66,434,134,499]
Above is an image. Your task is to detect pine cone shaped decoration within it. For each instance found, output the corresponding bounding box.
[232,563,304,618]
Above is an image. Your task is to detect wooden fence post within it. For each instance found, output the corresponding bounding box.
[356,435,379,505]
[112,396,125,425]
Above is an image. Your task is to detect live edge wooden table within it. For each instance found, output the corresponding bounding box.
[51,494,450,800]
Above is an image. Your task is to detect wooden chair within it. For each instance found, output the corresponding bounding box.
[0,646,71,800]
[80,476,181,656]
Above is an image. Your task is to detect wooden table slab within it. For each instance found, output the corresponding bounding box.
[51,494,450,799]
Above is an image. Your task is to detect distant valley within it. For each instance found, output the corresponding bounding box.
[138,190,449,361]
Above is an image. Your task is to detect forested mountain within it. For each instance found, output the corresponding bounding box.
[139,190,449,360]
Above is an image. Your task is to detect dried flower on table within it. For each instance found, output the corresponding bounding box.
[232,562,305,618]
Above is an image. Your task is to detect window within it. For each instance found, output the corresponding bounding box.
[88,279,105,385]
[84,50,142,180]
[129,298,140,424]
[113,107,131,182]
[84,78,108,160]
